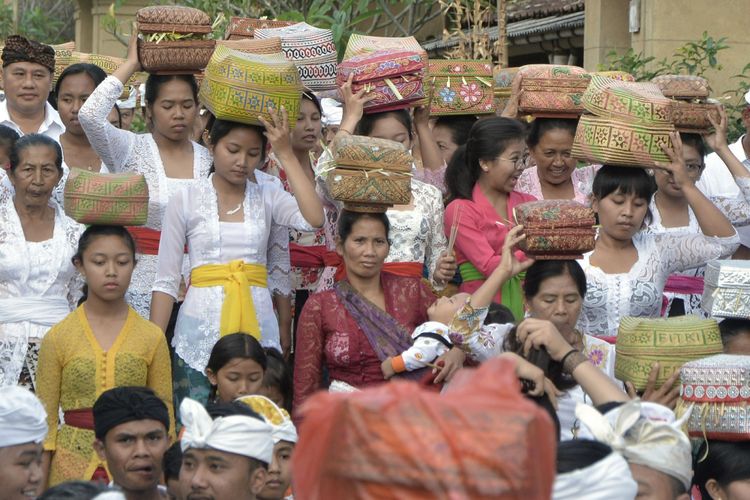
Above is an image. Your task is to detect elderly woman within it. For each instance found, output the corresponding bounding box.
[293,210,465,411]
[0,134,84,390]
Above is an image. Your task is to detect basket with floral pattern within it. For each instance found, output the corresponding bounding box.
[615,316,723,391]
[332,135,413,173]
[254,22,337,90]
[677,354,750,441]
[338,49,426,114]
[199,45,303,130]
[582,75,674,124]
[428,60,495,116]
[516,64,591,117]
[513,200,596,259]
[572,114,675,167]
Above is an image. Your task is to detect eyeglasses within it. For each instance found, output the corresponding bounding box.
[497,155,527,170]
[686,163,704,173]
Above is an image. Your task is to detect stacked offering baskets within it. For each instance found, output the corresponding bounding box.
[493,66,520,115]
[199,45,303,131]
[572,75,676,167]
[515,64,591,118]
[327,135,413,212]
[677,354,750,441]
[513,200,596,260]
[254,22,338,91]
[702,260,750,319]
[615,316,723,391]
[652,74,720,133]
[136,5,215,74]
[428,60,495,116]
[64,170,149,226]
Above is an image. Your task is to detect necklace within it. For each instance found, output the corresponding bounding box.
[226,202,243,215]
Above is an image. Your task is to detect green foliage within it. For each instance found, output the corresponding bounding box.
[725,63,750,142]
[0,0,74,45]
[599,32,728,81]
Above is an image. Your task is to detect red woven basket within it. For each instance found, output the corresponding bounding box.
[138,39,216,75]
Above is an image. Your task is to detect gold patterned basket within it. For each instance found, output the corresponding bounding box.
[332,135,413,173]
[63,170,149,225]
[615,316,723,391]
[199,45,303,130]
[216,38,283,55]
[582,75,674,124]
[589,71,635,82]
[327,168,411,212]
[572,114,675,167]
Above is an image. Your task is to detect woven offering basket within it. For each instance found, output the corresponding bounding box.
[327,168,411,212]
[332,135,413,173]
[137,39,215,75]
[224,17,296,40]
[216,38,282,55]
[64,170,149,226]
[652,74,710,100]
[513,200,596,259]
[136,5,211,34]
[671,100,720,133]
[429,60,495,116]
[615,316,723,391]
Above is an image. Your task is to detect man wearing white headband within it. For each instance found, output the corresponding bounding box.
[576,400,692,500]
[235,395,298,500]
[320,97,342,145]
[116,84,144,131]
[0,386,48,500]
[179,398,274,500]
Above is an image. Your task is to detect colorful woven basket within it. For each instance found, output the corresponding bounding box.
[582,75,674,124]
[254,22,337,91]
[224,17,295,40]
[671,100,720,133]
[615,316,723,391]
[702,260,750,319]
[338,49,425,114]
[136,5,211,34]
[216,38,283,55]
[572,114,674,167]
[677,354,750,441]
[327,168,411,212]
[589,71,635,82]
[652,74,710,100]
[332,135,413,172]
[428,60,495,116]
[513,200,596,259]
[343,34,426,61]
[52,51,144,99]
[516,64,590,118]
[64,170,149,225]
[199,45,302,130]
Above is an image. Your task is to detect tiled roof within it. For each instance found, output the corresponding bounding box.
[507,0,584,21]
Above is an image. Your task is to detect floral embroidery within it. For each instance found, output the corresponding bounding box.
[459,82,482,103]
[439,86,456,104]
[587,347,605,367]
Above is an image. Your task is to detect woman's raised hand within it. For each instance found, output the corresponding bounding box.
[656,131,692,188]
[499,225,535,278]
[259,106,293,157]
[703,104,729,153]
[338,73,376,134]
[515,318,573,362]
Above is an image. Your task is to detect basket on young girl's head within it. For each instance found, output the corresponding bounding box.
[326,135,413,213]
[63,171,149,226]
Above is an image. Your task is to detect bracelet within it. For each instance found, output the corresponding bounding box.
[338,127,353,135]
[562,350,588,375]
[559,348,578,367]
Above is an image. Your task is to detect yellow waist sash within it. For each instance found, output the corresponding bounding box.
[190,260,267,338]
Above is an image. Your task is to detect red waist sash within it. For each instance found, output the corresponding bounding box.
[290,243,327,268]
[322,253,424,282]
[664,275,705,295]
[64,408,94,430]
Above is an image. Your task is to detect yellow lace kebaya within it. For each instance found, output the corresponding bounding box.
[36,306,174,485]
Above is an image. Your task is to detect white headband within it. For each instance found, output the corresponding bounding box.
[321,97,343,127]
[575,400,693,490]
[180,398,274,464]
[0,386,47,447]
[553,451,637,500]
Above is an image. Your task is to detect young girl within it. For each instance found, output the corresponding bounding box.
[205,333,267,404]
[151,110,324,407]
[444,117,537,319]
[36,225,173,486]
[578,133,739,337]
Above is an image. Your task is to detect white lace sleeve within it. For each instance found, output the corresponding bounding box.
[152,187,188,299]
[423,184,448,287]
[78,76,136,173]
[266,221,292,297]
[656,231,739,273]
[711,177,750,227]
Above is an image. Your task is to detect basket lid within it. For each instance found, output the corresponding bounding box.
[583,75,674,124]
[137,5,211,33]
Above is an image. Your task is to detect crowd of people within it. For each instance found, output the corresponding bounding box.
[1,26,750,500]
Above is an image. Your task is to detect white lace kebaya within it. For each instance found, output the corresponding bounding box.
[577,230,739,338]
[78,76,212,317]
[0,197,84,388]
[153,174,311,373]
